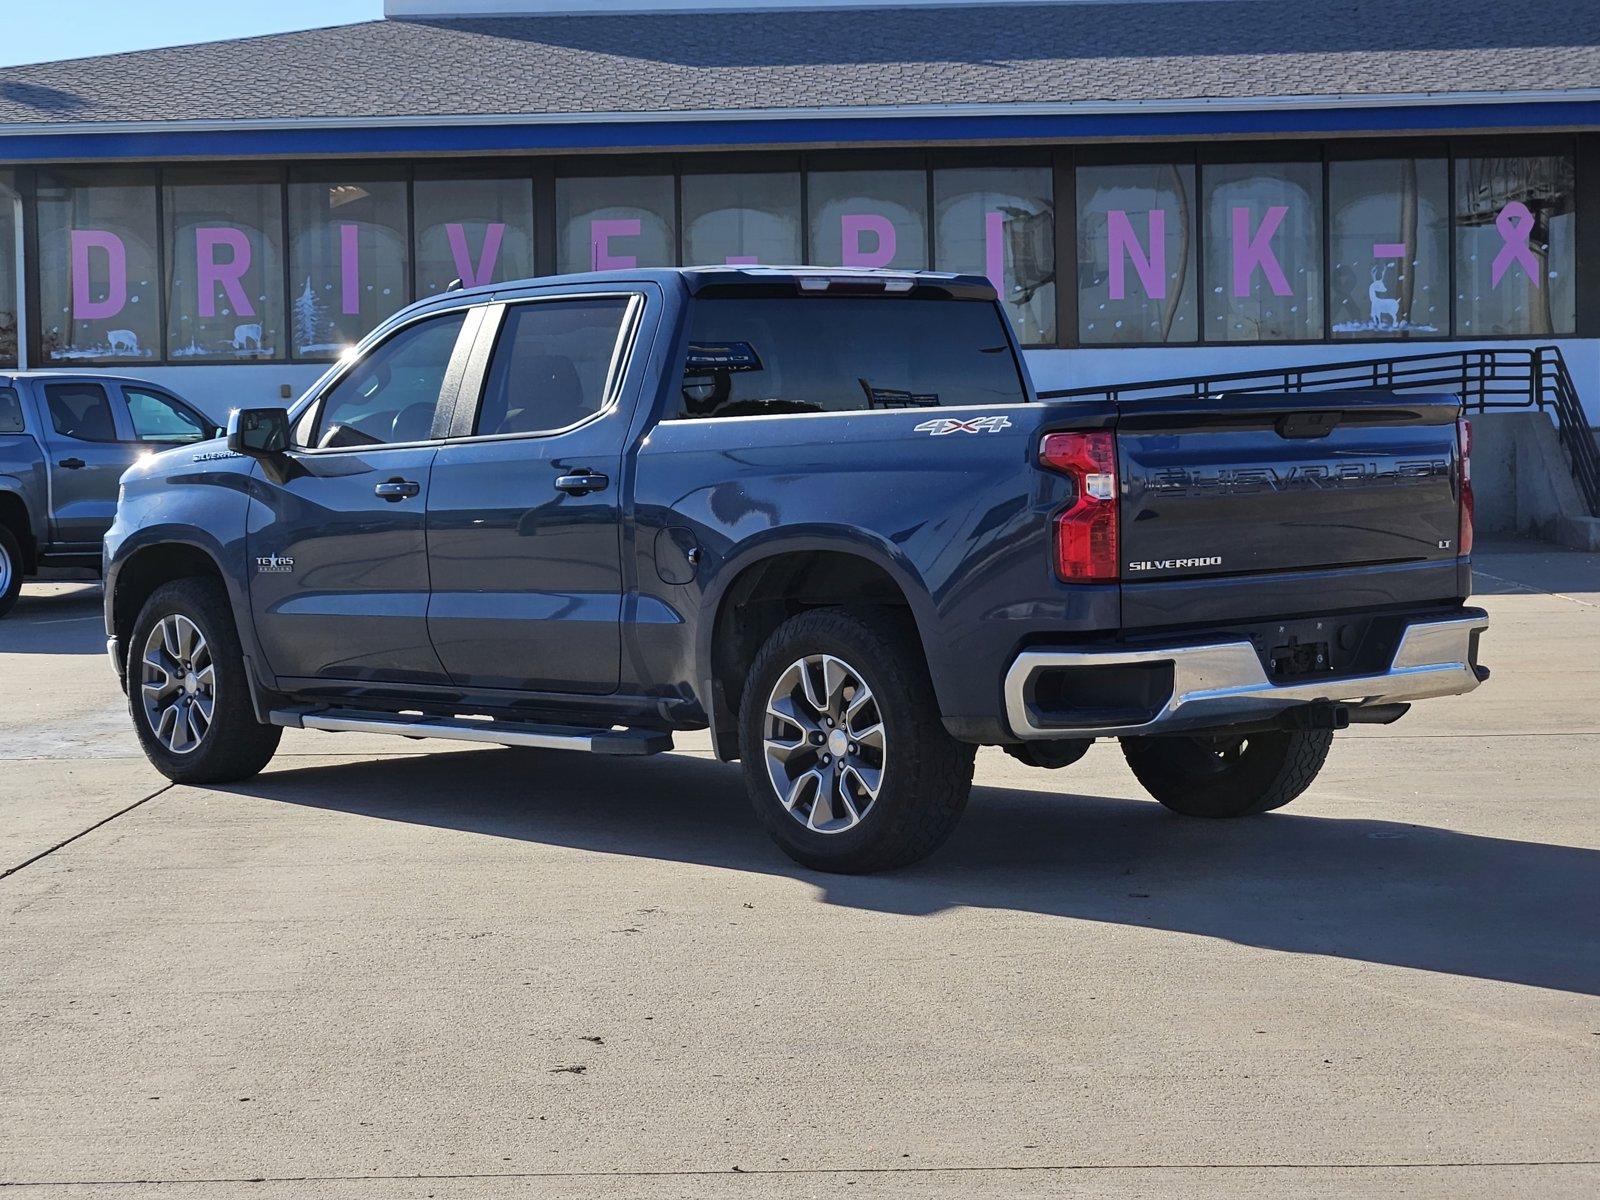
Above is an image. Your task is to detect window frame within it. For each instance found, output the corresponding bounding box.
[289,302,482,455]
[43,380,121,444]
[444,290,646,444]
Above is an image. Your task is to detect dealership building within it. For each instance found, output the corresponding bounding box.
[0,0,1598,435]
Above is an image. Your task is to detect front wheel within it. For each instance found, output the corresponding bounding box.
[1121,728,1333,818]
[739,607,974,873]
[129,577,281,784]
[0,523,22,619]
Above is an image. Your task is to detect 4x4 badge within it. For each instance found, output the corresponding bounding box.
[914,416,1013,436]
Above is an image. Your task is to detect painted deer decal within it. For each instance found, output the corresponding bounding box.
[1368,266,1401,328]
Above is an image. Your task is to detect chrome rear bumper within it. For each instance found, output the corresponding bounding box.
[1004,613,1488,739]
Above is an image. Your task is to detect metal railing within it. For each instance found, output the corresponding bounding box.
[1037,347,1600,517]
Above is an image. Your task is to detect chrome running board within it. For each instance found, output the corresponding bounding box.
[269,708,672,756]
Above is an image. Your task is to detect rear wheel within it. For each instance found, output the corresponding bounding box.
[1121,728,1333,818]
[0,524,22,619]
[739,607,974,873]
[129,577,281,784]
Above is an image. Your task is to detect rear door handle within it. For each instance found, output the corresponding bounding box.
[374,479,421,501]
[58,457,86,470]
[554,471,609,495]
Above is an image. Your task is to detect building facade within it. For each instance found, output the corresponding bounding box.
[0,0,1597,420]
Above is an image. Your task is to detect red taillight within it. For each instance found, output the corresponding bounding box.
[1040,431,1119,582]
[1458,416,1474,557]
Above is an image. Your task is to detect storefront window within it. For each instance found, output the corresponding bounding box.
[414,174,536,298]
[807,170,928,270]
[164,170,285,360]
[36,170,162,363]
[1202,162,1323,342]
[1454,155,1575,336]
[0,180,16,366]
[681,172,802,267]
[1076,163,1196,344]
[287,175,408,358]
[934,167,1055,345]
[1329,159,1448,339]
[556,176,676,274]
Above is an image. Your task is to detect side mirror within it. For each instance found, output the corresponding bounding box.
[227,408,290,457]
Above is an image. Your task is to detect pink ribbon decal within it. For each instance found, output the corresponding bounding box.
[1491,201,1540,290]
[984,211,1006,294]
[1231,205,1292,298]
[446,222,506,288]
[70,229,127,321]
[591,218,641,271]
[196,227,254,318]
[1107,209,1166,300]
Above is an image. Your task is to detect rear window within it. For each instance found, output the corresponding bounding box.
[675,297,1027,420]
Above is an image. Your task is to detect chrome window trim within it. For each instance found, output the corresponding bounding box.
[444,290,646,445]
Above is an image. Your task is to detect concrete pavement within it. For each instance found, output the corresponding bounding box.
[1,540,1596,1198]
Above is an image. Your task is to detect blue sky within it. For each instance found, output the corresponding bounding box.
[0,1,386,68]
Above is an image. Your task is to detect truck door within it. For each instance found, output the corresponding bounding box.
[246,307,477,685]
[425,292,644,695]
[39,380,142,550]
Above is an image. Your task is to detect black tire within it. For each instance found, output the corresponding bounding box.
[738,606,975,873]
[127,577,281,784]
[0,523,22,619]
[1121,728,1333,818]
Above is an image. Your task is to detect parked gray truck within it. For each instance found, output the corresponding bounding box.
[0,372,217,617]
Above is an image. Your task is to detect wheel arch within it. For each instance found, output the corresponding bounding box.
[699,536,939,761]
[0,486,37,575]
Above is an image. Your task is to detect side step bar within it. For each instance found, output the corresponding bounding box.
[269,708,673,756]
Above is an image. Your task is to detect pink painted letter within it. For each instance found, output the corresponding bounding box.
[196,227,254,318]
[70,229,127,321]
[446,222,506,288]
[339,223,361,316]
[842,214,896,268]
[591,219,641,271]
[985,211,1006,294]
[1107,209,1166,301]
[1231,205,1292,298]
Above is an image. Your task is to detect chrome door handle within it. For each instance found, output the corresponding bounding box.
[374,479,421,501]
[554,471,609,495]
[58,457,86,470]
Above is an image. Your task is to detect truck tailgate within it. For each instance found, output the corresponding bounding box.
[1117,391,1462,584]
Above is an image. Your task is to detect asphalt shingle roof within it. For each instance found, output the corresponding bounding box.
[0,1,1594,127]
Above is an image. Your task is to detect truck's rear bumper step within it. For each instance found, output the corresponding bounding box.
[1005,611,1488,739]
[269,708,672,755]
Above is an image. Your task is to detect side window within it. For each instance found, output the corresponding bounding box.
[125,387,211,444]
[0,387,24,434]
[473,297,634,437]
[307,311,468,449]
[45,383,118,443]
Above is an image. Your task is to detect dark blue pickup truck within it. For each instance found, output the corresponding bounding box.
[104,267,1488,872]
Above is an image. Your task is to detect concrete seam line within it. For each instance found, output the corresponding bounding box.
[0,783,173,883]
[2,1161,1598,1187]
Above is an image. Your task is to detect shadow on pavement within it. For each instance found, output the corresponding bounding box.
[223,745,1600,998]
[0,585,106,655]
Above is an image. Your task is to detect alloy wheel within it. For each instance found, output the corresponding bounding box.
[762,653,886,834]
[140,614,215,755]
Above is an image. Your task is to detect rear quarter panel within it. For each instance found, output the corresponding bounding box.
[630,401,1119,738]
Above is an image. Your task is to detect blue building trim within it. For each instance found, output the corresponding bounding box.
[2,100,1599,162]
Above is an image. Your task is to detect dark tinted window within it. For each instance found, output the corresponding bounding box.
[125,387,211,444]
[309,311,467,448]
[474,297,633,437]
[677,297,1026,420]
[0,387,23,434]
[45,383,117,443]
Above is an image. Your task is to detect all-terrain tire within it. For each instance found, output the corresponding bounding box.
[738,606,975,873]
[1120,728,1334,818]
[0,523,22,619]
[128,577,281,784]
